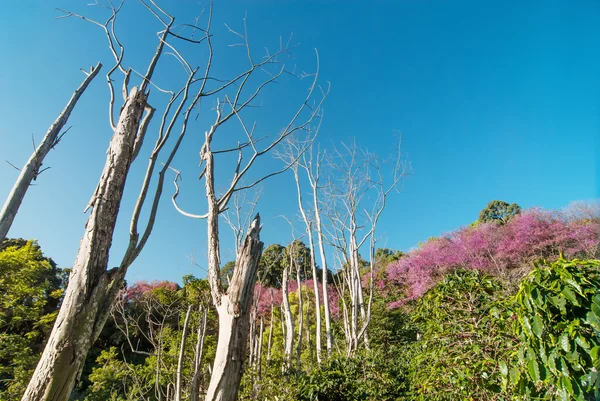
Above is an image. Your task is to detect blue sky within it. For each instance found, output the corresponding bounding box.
[0,0,598,284]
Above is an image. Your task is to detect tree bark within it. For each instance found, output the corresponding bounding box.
[313,184,333,356]
[0,63,101,243]
[190,305,208,401]
[204,216,263,401]
[266,299,274,362]
[256,317,264,380]
[175,305,193,401]
[21,86,147,401]
[281,257,294,371]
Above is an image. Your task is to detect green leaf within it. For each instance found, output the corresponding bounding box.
[499,361,508,377]
[562,287,579,306]
[561,376,574,397]
[532,314,544,338]
[591,346,600,364]
[574,336,590,353]
[565,278,583,294]
[551,296,567,315]
[585,310,600,331]
[559,333,571,353]
[521,316,533,338]
[527,353,540,382]
[509,366,520,385]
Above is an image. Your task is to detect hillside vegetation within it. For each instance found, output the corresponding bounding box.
[1,201,598,400]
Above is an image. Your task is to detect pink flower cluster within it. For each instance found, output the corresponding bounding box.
[386,208,599,307]
[252,280,340,319]
[124,280,179,301]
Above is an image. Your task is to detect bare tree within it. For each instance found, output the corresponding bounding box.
[169,10,326,398]
[22,2,217,399]
[278,129,335,361]
[326,139,408,355]
[0,63,101,243]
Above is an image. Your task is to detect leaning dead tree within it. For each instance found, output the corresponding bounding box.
[22,1,223,400]
[170,16,327,399]
[326,139,407,356]
[0,64,101,243]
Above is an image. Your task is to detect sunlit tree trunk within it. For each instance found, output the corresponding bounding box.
[281,261,294,371]
[266,299,274,362]
[21,87,147,401]
[190,305,208,401]
[204,210,263,401]
[175,305,192,401]
[295,258,304,372]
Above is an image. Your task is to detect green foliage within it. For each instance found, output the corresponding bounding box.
[508,257,600,400]
[258,244,286,288]
[408,269,514,401]
[479,200,521,225]
[0,240,65,400]
[295,349,408,401]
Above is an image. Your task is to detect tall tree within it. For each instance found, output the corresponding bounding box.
[327,139,407,355]
[478,200,521,225]
[170,13,327,398]
[22,3,216,399]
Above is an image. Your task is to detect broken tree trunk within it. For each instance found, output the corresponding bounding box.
[204,215,264,401]
[21,86,147,401]
[0,63,101,243]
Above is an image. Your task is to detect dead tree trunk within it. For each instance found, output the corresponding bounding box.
[281,253,294,371]
[0,63,101,243]
[204,216,263,401]
[175,305,193,401]
[190,305,208,401]
[256,317,264,380]
[21,87,147,401]
[266,298,274,363]
[295,258,304,372]
[292,166,322,364]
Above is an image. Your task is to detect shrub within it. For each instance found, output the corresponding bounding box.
[507,257,600,401]
[407,269,514,401]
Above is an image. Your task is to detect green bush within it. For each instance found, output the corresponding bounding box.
[508,257,600,401]
[407,269,514,401]
[296,349,408,401]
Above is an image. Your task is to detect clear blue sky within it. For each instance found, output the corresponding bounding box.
[0,0,598,284]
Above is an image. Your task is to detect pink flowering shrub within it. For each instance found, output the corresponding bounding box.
[253,280,340,319]
[125,280,179,301]
[386,208,599,307]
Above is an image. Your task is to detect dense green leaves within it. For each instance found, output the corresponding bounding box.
[478,200,521,225]
[0,240,65,400]
[406,269,514,401]
[510,257,600,400]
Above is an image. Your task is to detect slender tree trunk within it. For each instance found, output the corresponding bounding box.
[292,168,322,364]
[190,305,208,401]
[0,63,101,243]
[248,311,256,367]
[281,263,294,371]
[295,262,303,372]
[266,300,274,362]
[256,317,264,380]
[204,215,263,401]
[313,189,332,356]
[21,87,147,401]
[175,305,193,401]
